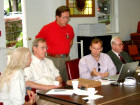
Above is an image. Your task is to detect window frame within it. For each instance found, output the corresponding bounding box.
[98,0,119,33]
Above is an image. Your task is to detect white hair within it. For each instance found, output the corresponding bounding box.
[111,36,121,47]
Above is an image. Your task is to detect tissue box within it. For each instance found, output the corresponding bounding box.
[67,78,101,88]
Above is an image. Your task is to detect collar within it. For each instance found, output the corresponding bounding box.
[90,53,102,62]
[54,20,67,29]
[32,55,45,63]
[112,50,120,57]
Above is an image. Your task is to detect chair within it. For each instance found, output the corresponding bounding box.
[130,21,140,49]
[0,73,3,105]
[0,102,3,105]
[66,58,80,80]
[128,44,140,61]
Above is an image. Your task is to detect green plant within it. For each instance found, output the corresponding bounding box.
[15,38,23,48]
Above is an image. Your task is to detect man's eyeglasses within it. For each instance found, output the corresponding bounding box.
[37,46,48,50]
[61,16,71,20]
[114,43,124,46]
[98,63,100,72]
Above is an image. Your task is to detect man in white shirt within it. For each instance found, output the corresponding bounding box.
[24,38,62,90]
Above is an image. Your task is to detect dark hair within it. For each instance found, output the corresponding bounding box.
[90,38,103,47]
[56,6,70,17]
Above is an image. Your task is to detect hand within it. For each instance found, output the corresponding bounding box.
[28,97,35,105]
[100,72,109,78]
[26,90,35,104]
[59,82,62,87]
[90,68,100,77]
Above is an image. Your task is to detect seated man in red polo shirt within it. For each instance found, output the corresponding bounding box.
[36,6,74,82]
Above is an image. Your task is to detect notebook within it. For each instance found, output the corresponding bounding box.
[102,61,139,81]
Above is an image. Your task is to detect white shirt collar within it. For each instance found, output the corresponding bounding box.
[32,55,45,63]
[112,50,120,58]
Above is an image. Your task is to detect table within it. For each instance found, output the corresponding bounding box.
[37,84,140,105]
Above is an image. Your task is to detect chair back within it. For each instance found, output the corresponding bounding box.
[66,58,80,80]
[0,102,3,105]
[137,21,140,33]
[128,44,139,56]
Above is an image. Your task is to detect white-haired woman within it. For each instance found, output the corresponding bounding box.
[0,47,35,105]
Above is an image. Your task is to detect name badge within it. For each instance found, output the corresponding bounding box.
[66,33,70,39]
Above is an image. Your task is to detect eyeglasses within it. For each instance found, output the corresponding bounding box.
[61,16,71,20]
[37,46,48,50]
[98,63,100,72]
[114,43,124,46]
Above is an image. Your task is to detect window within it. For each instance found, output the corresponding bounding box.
[66,0,95,17]
[97,0,119,33]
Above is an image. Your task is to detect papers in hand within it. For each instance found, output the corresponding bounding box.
[46,89,73,95]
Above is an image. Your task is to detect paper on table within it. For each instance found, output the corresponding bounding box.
[46,88,98,96]
[46,89,73,95]
[82,95,103,104]
[98,79,114,85]
[82,95,103,100]
[73,89,98,95]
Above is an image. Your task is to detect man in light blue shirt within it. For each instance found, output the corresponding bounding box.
[79,38,116,80]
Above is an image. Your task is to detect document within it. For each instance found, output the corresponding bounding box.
[98,79,114,85]
[73,89,97,96]
[46,89,73,95]
[46,88,98,96]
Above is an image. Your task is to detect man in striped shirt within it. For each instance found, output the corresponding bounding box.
[79,38,116,80]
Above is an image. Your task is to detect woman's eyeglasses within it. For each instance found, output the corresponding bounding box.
[98,63,100,72]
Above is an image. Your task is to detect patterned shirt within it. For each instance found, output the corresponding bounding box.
[79,53,116,80]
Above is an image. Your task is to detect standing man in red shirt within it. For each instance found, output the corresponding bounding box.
[36,6,74,82]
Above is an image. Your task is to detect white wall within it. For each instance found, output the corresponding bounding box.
[0,0,6,72]
[118,0,140,41]
[22,0,63,51]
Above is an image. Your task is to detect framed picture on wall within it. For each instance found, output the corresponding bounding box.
[66,0,95,17]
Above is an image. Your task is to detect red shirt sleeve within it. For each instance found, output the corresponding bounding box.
[36,25,47,39]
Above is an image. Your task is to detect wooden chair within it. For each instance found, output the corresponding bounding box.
[65,58,80,80]
[130,21,140,49]
[128,44,140,61]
